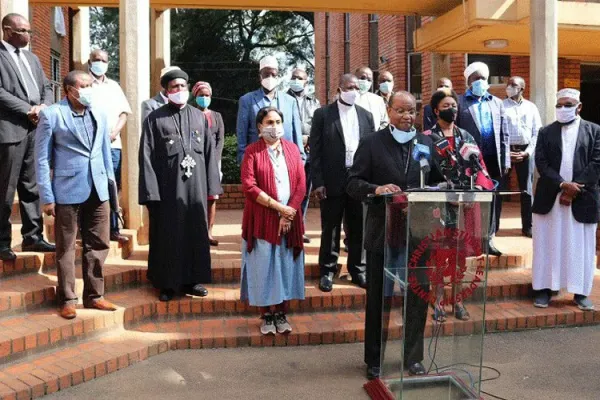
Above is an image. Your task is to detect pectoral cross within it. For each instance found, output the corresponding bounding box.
[181,154,196,178]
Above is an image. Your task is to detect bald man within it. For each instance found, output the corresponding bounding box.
[376,71,394,104]
[88,49,132,244]
[310,74,375,292]
[0,13,55,261]
[423,77,452,131]
[348,91,443,379]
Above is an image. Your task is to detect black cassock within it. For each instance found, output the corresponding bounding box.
[139,103,223,290]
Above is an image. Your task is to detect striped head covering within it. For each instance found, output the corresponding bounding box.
[192,81,212,97]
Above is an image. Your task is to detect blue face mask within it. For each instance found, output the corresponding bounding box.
[471,79,490,97]
[196,96,211,109]
[289,79,305,93]
[390,126,416,144]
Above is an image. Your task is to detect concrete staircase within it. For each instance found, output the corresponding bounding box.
[0,206,598,399]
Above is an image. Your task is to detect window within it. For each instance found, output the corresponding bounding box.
[467,54,511,85]
[408,53,422,102]
[50,51,61,103]
[368,14,379,75]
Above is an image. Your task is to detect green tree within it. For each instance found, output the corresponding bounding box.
[89,7,120,80]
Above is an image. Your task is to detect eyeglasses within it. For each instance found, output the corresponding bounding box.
[3,27,34,35]
[390,108,416,116]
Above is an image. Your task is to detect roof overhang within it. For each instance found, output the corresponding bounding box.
[30,0,462,15]
[415,0,600,62]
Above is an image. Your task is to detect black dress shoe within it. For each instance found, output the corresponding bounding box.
[21,239,55,253]
[303,235,311,244]
[406,362,426,376]
[522,228,532,238]
[487,241,502,256]
[189,284,208,297]
[110,232,130,244]
[366,366,381,380]
[319,274,333,292]
[0,248,16,261]
[159,289,174,302]
[351,272,368,289]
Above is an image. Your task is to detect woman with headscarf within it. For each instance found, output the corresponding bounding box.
[192,81,225,246]
[240,106,306,335]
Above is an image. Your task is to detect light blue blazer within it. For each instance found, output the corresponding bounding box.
[236,88,306,164]
[35,98,115,205]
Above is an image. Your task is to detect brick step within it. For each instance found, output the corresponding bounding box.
[0,296,598,399]
[0,258,538,317]
[0,330,166,399]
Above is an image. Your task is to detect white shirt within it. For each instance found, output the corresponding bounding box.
[91,75,132,149]
[1,40,39,97]
[338,100,360,167]
[355,91,389,130]
[503,97,542,155]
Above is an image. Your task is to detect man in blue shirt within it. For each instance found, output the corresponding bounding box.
[236,55,305,164]
[456,62,510,256]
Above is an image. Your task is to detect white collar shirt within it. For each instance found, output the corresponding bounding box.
[91,74,132,149]
[503,97,542,155]
[355,91,389,130]
[337,100,360,167]
[2,40,39,97]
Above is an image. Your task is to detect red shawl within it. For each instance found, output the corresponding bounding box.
[241,139,306,258]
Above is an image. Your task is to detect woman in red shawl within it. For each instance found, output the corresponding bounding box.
[240,107,306,335]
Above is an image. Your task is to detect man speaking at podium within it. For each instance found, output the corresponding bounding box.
[347,91,443,380]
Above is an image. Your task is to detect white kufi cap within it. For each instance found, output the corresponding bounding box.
[463,62,490,81]
[259,55,278,71]
[557,88,580,102]
[160,66,181,78]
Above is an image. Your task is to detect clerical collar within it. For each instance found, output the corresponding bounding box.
[337,100,353,110]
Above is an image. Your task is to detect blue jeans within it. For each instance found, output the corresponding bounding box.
[110,149,121,234]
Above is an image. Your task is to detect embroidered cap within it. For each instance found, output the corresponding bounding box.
[557,88,580,102]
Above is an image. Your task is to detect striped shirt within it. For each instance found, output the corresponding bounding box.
[503,97,542,155]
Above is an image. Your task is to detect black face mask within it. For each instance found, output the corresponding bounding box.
[438,107,458,123]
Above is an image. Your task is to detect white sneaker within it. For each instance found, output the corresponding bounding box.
[275,312,292,334]
[260,313,276,335]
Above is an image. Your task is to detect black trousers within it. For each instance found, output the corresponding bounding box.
[0,131,43,249]
[365,251,429,368]
[318,194,365,277]
[511,145,533,231]
[483,154,503,235]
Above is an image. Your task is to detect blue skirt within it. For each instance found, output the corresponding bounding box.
[240,238,305,307]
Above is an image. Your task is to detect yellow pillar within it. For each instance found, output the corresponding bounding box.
[150,8,170,95]
[119,0,150,240]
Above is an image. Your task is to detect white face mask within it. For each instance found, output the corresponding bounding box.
[556,105,579,124]
[261,77,280,92]
[168,90,189,105]
[260,125,284,143]
[339,89,359,106]
[89,61,108,77]
[506,86,520,98]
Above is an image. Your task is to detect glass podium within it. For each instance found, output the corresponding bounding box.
[366,190,493,400]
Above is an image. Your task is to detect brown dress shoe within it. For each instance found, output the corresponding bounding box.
[60,305,77,319]
[110,232,130,244]
[85,299,117,311]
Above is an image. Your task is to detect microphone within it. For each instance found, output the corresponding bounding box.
[459,143,489,178]
[433,137,458,164]
[412,142,431,173]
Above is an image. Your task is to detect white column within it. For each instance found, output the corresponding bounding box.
[150,8,170,95]
[71,7,90,71]
[119,0,150,236]
[1,0,29,40]
[530,0,557,125]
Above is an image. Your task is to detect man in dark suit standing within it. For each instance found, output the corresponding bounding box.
[310,74,375,292]
[0,13,55,261]
[456,62,509,256]
[532,88,600,312]
[347,91,441,379]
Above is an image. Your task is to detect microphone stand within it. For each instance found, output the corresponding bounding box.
[420,170,425,189]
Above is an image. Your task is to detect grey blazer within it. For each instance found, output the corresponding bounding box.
[141,93,167,123]
[0,42,53,143]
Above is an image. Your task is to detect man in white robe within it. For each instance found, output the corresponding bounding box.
[532,88,600,311]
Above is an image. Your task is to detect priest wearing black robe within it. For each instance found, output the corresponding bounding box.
[139,69,223,301]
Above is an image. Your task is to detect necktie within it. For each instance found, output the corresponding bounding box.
[14,48,41,105]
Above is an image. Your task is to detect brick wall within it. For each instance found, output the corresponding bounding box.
[378,15,406,91]
[348,13,368,74]
[30,6,71,88]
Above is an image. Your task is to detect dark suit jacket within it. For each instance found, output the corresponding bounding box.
[346,129,442,253]
[532,119,600,224]
[141,93,167,123]
[310,101,375,196]
[422,104,437,132]
[0,42,53,143]
[456,93,510,174]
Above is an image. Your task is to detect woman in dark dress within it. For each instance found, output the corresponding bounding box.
[193,81,225,246]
